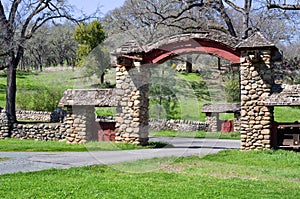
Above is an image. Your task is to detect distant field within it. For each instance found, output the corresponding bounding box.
[0,68,299,121]
[0,67,115,110]
[0,68,80,108]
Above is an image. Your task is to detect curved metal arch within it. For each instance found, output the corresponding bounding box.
[143,38,241,64]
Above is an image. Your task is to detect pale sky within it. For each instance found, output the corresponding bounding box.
[70,0,247,17]
[71,0,126,16]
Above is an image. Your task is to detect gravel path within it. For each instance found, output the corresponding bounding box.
[0,137,240,175]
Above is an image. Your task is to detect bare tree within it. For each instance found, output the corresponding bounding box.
[104,0,300,43]
[102,0,255,42]
[0,0,82,121]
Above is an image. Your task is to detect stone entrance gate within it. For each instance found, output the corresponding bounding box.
[0,31,295,150]
[112,31,282,149]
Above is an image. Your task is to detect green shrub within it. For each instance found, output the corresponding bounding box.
[95,107,116,117]
[17,86,65,112]
[224,76,240,103]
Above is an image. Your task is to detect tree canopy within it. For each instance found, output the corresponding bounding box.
[74,20,108,83]
[74,20,106,62]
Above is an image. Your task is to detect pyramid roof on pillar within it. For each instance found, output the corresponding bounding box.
[59,89,117,107]
[113,31,242,55]
[202,104,241,113]
[113,40,144,55]
[265,84,300,106]
[237,31,275,49]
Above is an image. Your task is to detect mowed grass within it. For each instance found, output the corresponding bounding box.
[274,106,300,122]
[150,130,241,140]
[0,150,299,198]
[0,139,166,152]
[0,157,8,162]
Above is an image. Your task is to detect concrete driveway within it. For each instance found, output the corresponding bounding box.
[0,137,240,175]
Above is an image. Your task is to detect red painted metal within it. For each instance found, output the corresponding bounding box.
[221,120,234,132]
[98,122,116,142]
[144,38,240,64]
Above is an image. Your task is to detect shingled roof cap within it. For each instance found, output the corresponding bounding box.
[237,31,275,49]
[112,40,144,55]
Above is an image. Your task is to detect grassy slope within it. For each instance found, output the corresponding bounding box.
[0,69,299,121]
[0,150,299,198]
[0,68,108,108]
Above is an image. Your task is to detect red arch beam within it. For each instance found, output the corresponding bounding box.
[143,38,241,64]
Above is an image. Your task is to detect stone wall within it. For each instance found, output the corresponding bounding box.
[16,110,51,122]
[11,123,65,141]
[0,110,12,139]
[149,119,207,132]
[0,107,211,143]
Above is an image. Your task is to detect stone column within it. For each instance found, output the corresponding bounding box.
[233,112,241,132]
[205,113,219,132]
[115,63,150,145]
[240,49,274,150]
[64,106,95,144]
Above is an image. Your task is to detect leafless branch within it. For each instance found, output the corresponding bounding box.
[223,0,245,13]
[268,4,300,10]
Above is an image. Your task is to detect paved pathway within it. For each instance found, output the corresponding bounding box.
[0,137,240,175]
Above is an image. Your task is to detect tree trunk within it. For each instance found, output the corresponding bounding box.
[186,56,192,73]
[101,72,105,84]
[217,57,221,71]
[243,0,252,39]
[6,59,17,122]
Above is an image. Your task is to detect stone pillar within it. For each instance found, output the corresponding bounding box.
[115,63,150,145]
[233,112,241,132]
[64,106,95,144]
[205,113,219,132]
[240,49,274,150]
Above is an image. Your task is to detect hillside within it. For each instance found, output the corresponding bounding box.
[0,67,298,123]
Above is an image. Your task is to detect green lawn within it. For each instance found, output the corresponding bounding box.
[150,130,241,140]
[0,139,166,152]
[0,150,299,198]
[0,157,8,162]
[274,106,300,122]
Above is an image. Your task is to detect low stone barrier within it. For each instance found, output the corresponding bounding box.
[11,123,65,141]
[16,110,51,122]
[0,109,208,143]
[149,119,207,132]
[0,111,12,138]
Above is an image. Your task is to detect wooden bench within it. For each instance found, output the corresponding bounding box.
[276,124,300,149]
